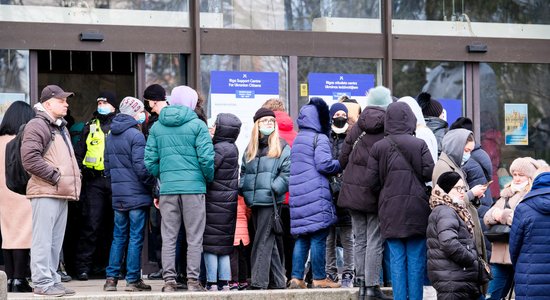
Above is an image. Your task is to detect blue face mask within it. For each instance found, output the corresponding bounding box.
[137,112,146,124]
[259,127,274,136]
[97,106,111,115]
[462,152,471,165]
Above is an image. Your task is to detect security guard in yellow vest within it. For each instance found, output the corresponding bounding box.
[74,91,118,281]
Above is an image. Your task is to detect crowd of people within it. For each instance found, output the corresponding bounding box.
[1,83,549,299]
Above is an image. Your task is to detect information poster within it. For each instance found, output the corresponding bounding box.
[504,103,528,145]
[307,73,375,108]
[439,98,463,125]
[210,71,280,157]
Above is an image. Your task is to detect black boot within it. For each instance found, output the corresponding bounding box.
[358,279,366,300]
[7,279,12,293]
[11,278,33,293]
[365,285,393,300]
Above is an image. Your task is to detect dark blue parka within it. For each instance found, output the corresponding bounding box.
[203,113,241,256]
[510,172,550,300]
[105,114,155,211]
[289,98,341,236]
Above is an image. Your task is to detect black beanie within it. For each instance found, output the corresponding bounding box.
[437,171,462,194]
[417,92,443,117]
[253,107,275,122]
[97,91,119,109]
[143,84,166,101]
[450,117,473,131]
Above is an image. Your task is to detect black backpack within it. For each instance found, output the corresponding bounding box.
[5,119,54,195]
[5,124,30,194]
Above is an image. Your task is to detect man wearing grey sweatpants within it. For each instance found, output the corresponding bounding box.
[145,85,214,292]
[21,85,81,297]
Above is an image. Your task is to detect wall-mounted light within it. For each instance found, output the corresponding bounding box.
[80,32,104,42]
[467,43,488,53]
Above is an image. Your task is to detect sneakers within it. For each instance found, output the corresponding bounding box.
[229,282,239,290]
[33,285,66,297]
[187,278,206,291]
[77,272,88,281]
[125,279,152,292]
[54,283,76,296]
[288,278,307,289]
[206,284,218,291]
[220,285,231,291]
[312,278,341,288]
[103,278,118,291]
[238,281,249,290]
[162,280,178,292]
[341,273,354,288]
[365,286,393,300]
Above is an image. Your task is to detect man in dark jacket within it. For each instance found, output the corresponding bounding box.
[203,113,241,291]
[338,85,393,299]
[366,101,434,300]
[510,167,550,300]
[74,91,119,280]
[103,97,155,292]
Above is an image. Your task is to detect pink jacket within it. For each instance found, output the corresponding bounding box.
[233,196,251,246]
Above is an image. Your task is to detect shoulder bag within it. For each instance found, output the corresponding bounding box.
[484,197,512,243]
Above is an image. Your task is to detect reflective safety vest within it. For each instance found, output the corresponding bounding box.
[83,119,107,171]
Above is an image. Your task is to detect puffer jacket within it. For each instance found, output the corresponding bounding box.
[203,113,241,255]
[329,130,350,226]
[21,111,81,200]
[510,172,550,300]
[365,102,434,239]
[484,186,527,265]
[425,116,448,155]
[289,99,341,236]
[105,113,155,211]
[338,106,385,213]
[427,186,481,300]
[144,105,214,195]
[239,137,290,207]
[233,196,251,246]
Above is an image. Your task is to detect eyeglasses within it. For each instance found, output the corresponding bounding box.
[452,186,466,193]
[259,118,276,125]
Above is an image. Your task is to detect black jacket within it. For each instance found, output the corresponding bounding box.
[427,192,480,300]
[338,106,386,213]
[329,130,351,226]
[365,102,434,239]
[203,113,241,255]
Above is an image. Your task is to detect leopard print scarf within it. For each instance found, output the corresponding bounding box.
[430,187,475,236]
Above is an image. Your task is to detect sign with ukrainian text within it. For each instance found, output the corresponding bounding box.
[209,71,280,160]
[307,73,375,108]
[504,103,528,145]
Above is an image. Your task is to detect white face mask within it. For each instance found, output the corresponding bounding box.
[511,180,529,192]
[451,196,464,206]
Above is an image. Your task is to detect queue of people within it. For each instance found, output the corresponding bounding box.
[1,83,550,300]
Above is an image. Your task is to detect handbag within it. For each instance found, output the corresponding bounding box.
[271,193,284,235]
[484,197,512,243]
[478,255,493,284]
[386,136,432,197]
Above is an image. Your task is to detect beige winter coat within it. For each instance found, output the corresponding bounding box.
[0,135,32,249]
[484,186,527,265]
[21,112,81,200]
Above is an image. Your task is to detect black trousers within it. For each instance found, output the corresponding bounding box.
[75,175,113,273]
[3,249,30,278]
[230,241,250,282]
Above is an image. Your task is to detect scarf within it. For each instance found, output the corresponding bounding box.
[430,187,475,236]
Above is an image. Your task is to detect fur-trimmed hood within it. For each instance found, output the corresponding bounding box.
[297,97,331,135]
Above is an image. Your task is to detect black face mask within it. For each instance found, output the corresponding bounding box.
[332,117,348,128]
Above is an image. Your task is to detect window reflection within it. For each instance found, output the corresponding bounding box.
[0,50,29,121]
[145,53,187,95]
[200,0,380,32]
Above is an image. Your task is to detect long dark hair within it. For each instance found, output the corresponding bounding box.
[0,101,35,136]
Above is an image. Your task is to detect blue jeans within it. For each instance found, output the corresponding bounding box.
[486,264,514,300]
[291,228,329,281]
[106,208,147,282]
[387,237,426,300]
[204,252,231,283]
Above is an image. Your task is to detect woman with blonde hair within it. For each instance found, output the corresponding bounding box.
[239,107,291,289]
[484,157,547,300]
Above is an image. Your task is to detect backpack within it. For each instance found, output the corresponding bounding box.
[5,124,30,194]
[5,119,54,195]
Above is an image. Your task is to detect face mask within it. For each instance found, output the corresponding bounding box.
[462,152,471,165]
[332,117,348,128]
[137,112,146,124]
[259,127,274,136]
[97,106,111,115]
[511,180,529,192]
[451,196,464,206]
